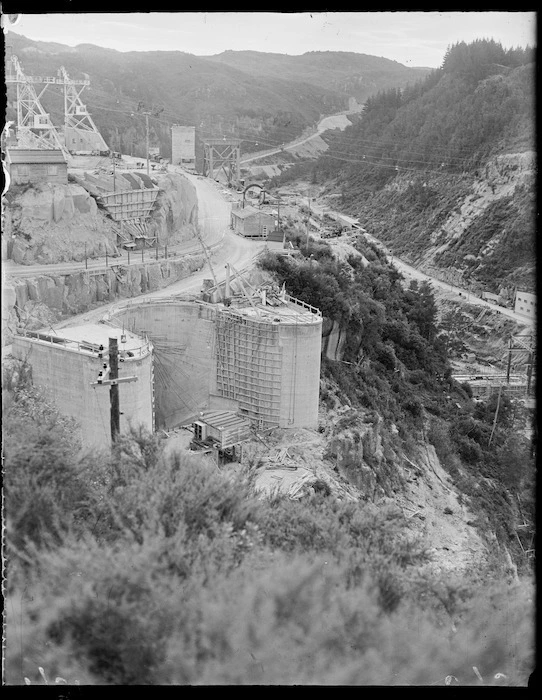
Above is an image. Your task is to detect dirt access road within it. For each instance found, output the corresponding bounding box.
[361,232,534,328]
[240,111,354,165]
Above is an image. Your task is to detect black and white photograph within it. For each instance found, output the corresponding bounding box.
[1,9,536,687]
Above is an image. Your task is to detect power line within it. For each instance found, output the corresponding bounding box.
[51,92,483,172]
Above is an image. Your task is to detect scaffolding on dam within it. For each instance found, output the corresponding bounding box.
[209,291,323,430]
[215,311,283,428]
[106,288,323,431]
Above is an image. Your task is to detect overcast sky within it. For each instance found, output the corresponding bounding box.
[3,11,536,68]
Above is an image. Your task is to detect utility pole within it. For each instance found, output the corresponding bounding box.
[90,336,138,445]
[136,102,163,177]
[109,337,120,440]
[305,192,311,253]
[145,113,149,177]
[506,337,513,384]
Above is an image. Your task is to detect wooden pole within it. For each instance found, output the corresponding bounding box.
[146,113,150,177]
[506,338,513,384]
[109,337,120,442]
[306,189,311,252]
[488,384,503,447]
[526,352,533,396]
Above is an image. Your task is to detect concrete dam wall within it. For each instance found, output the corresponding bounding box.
[109,301,216,429]
[107,297,323,431]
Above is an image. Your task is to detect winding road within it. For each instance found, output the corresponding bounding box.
[362,232,534,328]
[3,162,265,334]
[3,120,532,335]
[240,111,354,165]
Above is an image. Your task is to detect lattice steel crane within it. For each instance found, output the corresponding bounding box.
[58,65,108,153]
[5,55,69,157]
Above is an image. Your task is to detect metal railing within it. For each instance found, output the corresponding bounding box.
[284,293,322,317]
[15,328,152,359]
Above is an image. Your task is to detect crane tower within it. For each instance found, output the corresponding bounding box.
[59,66,108,153]
[5,55,68,157]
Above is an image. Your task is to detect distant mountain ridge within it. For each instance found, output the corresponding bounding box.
[205,50,431,102]
[5,32,430,160]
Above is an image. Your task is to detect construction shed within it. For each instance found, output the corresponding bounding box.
[193,410,252,448]
[6,148,68,185]
[231,205,276,238]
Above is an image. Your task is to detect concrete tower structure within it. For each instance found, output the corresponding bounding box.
[12,324,154,448]
[107,292,322,431]
[171,125,196,170]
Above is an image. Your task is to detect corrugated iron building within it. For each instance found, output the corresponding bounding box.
[231,205,275,238]
[6,148,68,185]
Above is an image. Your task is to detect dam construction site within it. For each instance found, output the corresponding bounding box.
[2,40,535,572]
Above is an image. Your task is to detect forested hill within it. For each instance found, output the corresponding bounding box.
[205,50,431,103]
[312,40,536,294]
[5,33,427,160]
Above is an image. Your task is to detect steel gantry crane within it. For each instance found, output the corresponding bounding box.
[5,55,69,157]
[202,138,241,187]
[58,65,109,153]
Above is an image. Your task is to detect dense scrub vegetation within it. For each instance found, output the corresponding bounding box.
[3,363,534,686]
[258,240,535,570]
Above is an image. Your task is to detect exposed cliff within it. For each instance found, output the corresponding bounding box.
[2,255,205,344]
[2,171,200,265]
[149,172,199,245]
[3,182,118,265]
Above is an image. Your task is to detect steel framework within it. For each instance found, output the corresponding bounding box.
[5,55,68,156]
[5,55,108,156]
[59,66,108,153]
[202,138,241,186]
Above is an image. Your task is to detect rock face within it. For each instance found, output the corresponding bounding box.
[3,182,117,265]
[149,173,199,245]
[2,255,205,344]
[2,172,199,265]
[415,150,536,290]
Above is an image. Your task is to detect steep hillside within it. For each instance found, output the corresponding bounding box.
[258,238,535,577]
[304,40,536,293]
[5,33,429,161]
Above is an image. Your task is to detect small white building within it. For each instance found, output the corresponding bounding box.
[514,290,536,319]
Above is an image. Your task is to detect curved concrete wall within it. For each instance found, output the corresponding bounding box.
[109,301,215,428]
[278,321,322,429]
[109,299,322,431]
[12,336,153,448]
